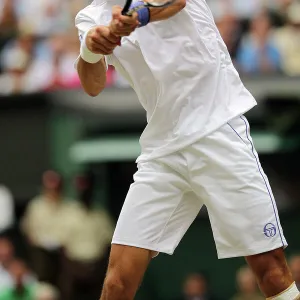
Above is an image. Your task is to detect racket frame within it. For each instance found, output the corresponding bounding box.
[122,0,176,16]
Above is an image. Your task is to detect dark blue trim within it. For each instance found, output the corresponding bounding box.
[240,116,284,246]
[227,122,246,145]
[229,116,284,246]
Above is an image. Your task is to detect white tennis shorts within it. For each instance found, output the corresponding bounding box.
[112,116,288,259]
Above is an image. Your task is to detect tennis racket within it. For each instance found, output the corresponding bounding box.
[122,0,177,16]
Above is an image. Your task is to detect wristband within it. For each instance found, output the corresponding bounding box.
[129,1,150,27]
[80,29,103,64]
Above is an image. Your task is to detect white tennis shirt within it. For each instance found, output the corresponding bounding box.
[75,0,257,162]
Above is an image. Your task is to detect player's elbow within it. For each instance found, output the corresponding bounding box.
[77,58,107,97]
[85,85,105,97]
[87,91,100,97]
[80,74,106,97]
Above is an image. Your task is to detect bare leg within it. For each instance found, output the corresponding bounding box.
[99,244,155,300]
[246,248,294,298]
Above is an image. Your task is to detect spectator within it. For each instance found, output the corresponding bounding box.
[0,238,15,291]
[290,254,300,290]
[230,266,264,300]
[0,31,81,94]
[269,0,293,26]
[236,10,281,74]
[207,0,275,21]
[0,34,37,95]
[34,282,59,300]
[0,185,14,235]
[60,172,114,300]
[0,239,35,293]
[43,33,81,90]
[215,12,242,60]
[0,0,16,39]
[275,0,300,76]
[14,0,70,37]
[0,259,35,300]
[21,170,75,286]
[175,272,218,300]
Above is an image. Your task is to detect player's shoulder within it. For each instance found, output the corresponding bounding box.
[75,0,112,30]
[75,1,97,24]
[75,0,106,23]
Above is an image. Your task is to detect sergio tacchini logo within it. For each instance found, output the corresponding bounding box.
[264,223,277,238]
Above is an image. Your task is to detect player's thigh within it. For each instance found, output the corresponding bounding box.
[189,116,287,259]
[112,159,203,255]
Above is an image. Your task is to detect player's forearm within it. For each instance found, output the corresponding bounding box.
[149,0,186,22]
[77,57,107,97]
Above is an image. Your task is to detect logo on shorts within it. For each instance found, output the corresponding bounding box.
[264,223,277,238]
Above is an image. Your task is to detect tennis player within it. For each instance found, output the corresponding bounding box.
[75,1,300,299]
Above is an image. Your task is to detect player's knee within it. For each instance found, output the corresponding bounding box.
[247,248,291,287]
[103,259,134,299]
[261,264,289,288]
[104,272,128,298]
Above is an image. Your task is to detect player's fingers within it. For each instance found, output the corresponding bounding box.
[119,27,138,36]
[118,13,139,25]
[88,37,117,54]
[109,28,135,37]
[109,21,123,37]
[89,43,114,55]
[98,38,118,51]
[107,34,121,45]
[104,33,121,44]
[112,5,123,20]
[109,19,138,37]
[95,26,120,44]
[99,35,121,47]
[89,34,116,50]
[114,23,138,33]
[91,35,117,49]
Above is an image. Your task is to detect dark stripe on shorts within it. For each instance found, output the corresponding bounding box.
[227,116,284,247]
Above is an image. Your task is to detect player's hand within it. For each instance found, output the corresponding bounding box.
[109,5,139,37]
[85,25,121,55]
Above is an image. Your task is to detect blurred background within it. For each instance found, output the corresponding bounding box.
[0,0,300,299]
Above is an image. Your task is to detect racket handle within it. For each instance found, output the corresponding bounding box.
[122,0,132,15]
[122,9,133,16]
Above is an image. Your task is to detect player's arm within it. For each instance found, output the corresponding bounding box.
[77,26,121,97]
[77,58,106,97]
[147,0,186,22]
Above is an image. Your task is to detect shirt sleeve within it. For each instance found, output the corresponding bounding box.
[74,4,112,69]
[75,5,97,40]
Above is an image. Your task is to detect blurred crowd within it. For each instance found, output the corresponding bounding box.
[175,261,300,300]
[211,0,300,76]
[0,170,114,300]
[1,171,300,300]
[0,0,300,95]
